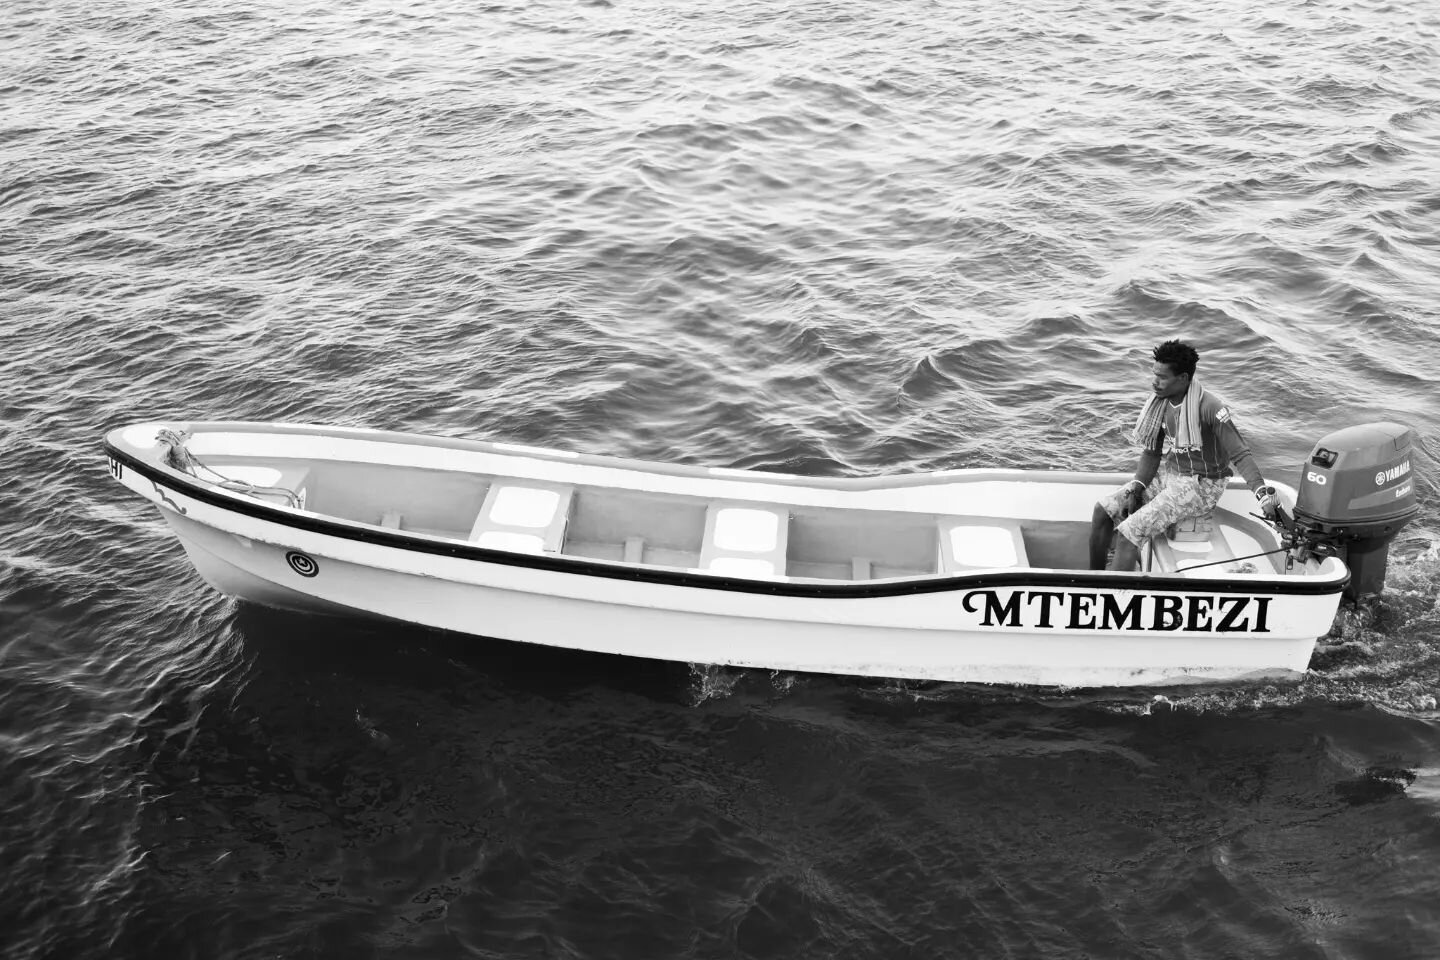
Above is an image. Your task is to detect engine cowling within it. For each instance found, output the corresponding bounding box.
[1292,422,1418,601]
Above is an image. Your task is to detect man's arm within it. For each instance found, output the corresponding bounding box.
[1212,413,1266,491]
[1121,432,1163,503]
[1133,446,1161,488]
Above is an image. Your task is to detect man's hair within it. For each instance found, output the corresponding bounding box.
[1152,339,1198,378]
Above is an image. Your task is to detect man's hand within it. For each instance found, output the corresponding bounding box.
[1121,480,1145,518]
[1255,485,1281,520]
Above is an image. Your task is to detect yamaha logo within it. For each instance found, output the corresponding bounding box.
[1375,460,1411,487]
[286,551,319,577]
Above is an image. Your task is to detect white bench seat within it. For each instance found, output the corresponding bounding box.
[699,502,790,579]
[937,519,1029,572]
[469,482,574,555]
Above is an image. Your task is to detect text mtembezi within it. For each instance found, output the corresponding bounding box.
[961,589,1271,633]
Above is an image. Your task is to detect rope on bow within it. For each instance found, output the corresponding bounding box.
[155,428,303,510]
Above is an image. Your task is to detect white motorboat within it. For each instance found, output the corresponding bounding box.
[102,420,1418,688]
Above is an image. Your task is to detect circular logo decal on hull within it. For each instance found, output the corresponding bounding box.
[286,551,319,577]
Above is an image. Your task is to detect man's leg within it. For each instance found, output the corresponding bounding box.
[1109,475,1182,571]
[1089,503,1115,570]
[1109,532,1142,571]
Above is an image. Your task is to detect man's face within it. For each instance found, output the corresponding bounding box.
[1150,361,1189,400]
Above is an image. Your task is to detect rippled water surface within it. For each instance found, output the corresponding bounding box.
[5,0,1440,957]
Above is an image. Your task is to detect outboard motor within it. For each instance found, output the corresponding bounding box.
[1291,422,1419,602]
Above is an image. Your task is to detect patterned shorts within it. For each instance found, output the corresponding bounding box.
[1100,461,1227,547]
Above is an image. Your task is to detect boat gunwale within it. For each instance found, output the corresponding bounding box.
[104,439,1352,601]
[117,420,1292,493]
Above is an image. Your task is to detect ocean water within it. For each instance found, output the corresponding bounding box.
[4,0,1440,957]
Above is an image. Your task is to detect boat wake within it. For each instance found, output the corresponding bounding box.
[688,663,744,705]
[1053,543,1440,717]
[687,663,803,706]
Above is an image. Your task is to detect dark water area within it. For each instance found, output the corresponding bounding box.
[5,0,1440,957]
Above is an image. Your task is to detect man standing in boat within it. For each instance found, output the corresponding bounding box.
[1089,339,1282,571]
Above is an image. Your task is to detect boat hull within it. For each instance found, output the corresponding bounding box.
[157,504,1324,688]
